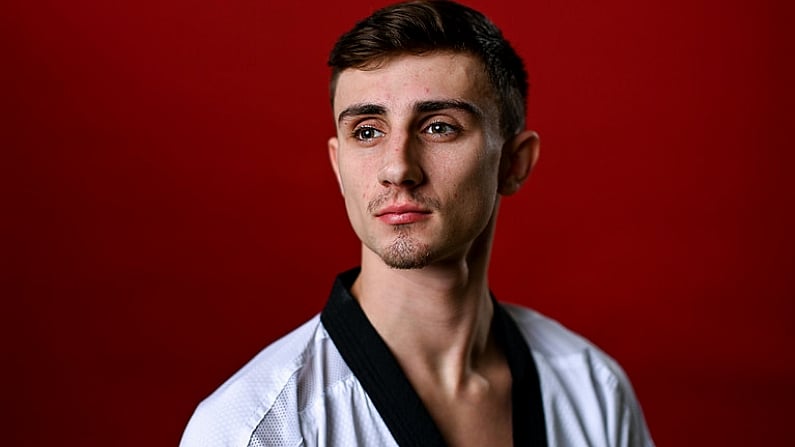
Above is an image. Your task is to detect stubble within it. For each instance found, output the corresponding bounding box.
[381,228,432,269]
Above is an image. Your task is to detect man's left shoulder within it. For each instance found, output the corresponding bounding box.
[500,302,655,447]
[501,302,623,370]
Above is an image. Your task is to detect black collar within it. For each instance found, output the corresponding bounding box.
[320,268,548,447]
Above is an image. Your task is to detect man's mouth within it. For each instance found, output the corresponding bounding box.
[374,205,432,225]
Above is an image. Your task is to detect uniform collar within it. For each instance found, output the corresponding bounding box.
[321,267,547,447]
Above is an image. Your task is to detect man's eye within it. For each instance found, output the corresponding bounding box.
[423,122,460,135]
[353,126,385,141]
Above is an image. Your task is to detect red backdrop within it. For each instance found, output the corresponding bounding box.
[4,0,793,445]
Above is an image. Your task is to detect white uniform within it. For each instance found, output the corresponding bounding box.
[181,269,654,447]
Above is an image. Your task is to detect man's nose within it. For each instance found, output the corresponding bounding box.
[377,133,424,188]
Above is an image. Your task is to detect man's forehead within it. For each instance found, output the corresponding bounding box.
[332,51,495,116]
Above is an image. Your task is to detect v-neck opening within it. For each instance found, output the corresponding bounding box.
[320,268,548,446]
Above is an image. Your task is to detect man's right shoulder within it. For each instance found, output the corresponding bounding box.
[179,314,347,447]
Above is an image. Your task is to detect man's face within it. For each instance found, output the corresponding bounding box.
[328,51,506,269]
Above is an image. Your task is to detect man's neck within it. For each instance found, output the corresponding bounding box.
[351,247,496,394]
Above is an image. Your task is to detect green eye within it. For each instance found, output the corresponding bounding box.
[353,126,385,141]
[423,122,459,135]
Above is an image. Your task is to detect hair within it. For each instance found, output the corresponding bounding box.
[327,0,528,138]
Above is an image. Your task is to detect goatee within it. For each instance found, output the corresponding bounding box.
[381,231,432,269]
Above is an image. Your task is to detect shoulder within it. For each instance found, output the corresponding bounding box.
[502,303,630,400]
[502,303,655,447]
[502,302,624,375]
[179,314,353,447]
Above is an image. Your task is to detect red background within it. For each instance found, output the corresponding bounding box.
[4,0,793,445]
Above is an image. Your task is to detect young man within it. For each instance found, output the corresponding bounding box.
[181,1,654,446]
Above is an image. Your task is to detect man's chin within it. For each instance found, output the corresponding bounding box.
[380,236,432,269]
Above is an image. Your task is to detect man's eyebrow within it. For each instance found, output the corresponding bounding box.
[337,103,386,125]
[415,100,483,119]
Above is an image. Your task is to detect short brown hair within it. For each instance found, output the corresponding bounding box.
[328,0,528,138]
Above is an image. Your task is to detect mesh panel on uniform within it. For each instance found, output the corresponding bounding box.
[249,334,356,447]
[297,337,353,412]
[249,374,302,447]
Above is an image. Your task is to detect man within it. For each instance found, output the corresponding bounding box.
[181,1,654,446]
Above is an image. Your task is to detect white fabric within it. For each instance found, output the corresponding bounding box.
[180,304,654,447]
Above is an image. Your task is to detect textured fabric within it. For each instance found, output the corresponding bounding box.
[180,273,654,447]
[504,306,654,447]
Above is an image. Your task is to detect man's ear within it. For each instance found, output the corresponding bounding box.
[498,130,540,196]
[328,137,344,194]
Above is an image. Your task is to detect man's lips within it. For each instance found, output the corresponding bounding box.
[374,205,432,225]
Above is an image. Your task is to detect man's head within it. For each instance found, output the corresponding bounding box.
[328,0,528,139]
[327,1,539,270]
